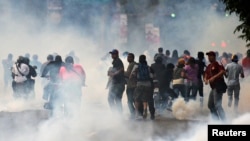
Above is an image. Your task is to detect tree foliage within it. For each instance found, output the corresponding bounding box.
[220,0,250,47]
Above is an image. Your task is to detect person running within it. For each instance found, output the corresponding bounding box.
[225,54,244,114]
[195,52,206,107]
[241,49,250,77]
[172,58,186,100]
[41,55,65,116]
[11,56,30,99]
[2,53,14,92]
[184,57,199,102]
[131,54,154,119]
[107,49,126,114]
[124,53,137,119]
[204,51,227,121]
[150,56,166,114]
[59,56,86,117]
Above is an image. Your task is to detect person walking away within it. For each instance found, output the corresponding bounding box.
[241,49,250,77]
[23,56,37,99]
[172,58,186,100]
[59,56,86,118]
[124,53,137,119]
[107,49,126,114]
[195,52,206,107]
[131,55,154,119]
[41,55,65,116]
[184,57,199,102]
[2,53,14,92]
[204,51,227,121]
[11,56,30,99]
[150,56,166,114]
[225,54,244,114]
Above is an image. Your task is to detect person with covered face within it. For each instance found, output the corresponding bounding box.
[11,56,30,98]
[204,51,227,121]
[107,49,126,114]
[59,56,86,117]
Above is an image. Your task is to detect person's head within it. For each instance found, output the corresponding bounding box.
[222,52,228,58]
[158,47,163,53]
[165,50,170,56]
[206,51,216,63]
[155,56,163,63]
[55,55,62,62]
[127,53,134,63]
[172,50,178,58]
[17,56,25,64]
[187,57,196,66]
[7,53,13,60]
[65,56,74,64]
[25,53,30,59]
[197,51,204,60]
[177,58,185,68]
[32,54,38,61]
[183,50,190,56]
[109,49,119,59]
[139,54,147,64]
[166,63,175,70]
[247,49,250,57]
[47,54,54,61]
[231,54,239,63]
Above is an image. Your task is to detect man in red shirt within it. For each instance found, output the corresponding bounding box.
[241,49,250,77]
[204,51,226,121]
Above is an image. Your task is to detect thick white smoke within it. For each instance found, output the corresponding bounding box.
[0,0,250,141]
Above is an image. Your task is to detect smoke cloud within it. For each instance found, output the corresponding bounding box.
[0,0,250,141]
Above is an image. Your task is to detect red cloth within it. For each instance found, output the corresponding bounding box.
[59,64,86,85]
[204,61,225,89]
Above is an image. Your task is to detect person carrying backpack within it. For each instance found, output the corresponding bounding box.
[131,55,154,120]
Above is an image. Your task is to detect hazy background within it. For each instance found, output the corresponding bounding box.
[0,0,250,141]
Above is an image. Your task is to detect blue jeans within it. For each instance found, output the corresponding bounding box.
[186,82,198,101]
[227,85,240,109]
[126,87,136,116]
[108,83,125,113]
[207,89,226,121]
[173,84,186,99]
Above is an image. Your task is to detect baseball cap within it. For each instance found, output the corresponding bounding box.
[109,49,119,55]
[206,51,216,56]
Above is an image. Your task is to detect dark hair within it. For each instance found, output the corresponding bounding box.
[65,56,74,64]
[166,63,175,70]
[139,55,147,64]
[172,50,178,59]
[187,57,196,68]
[184,50,190,56]
[55,55,62,62]
[197,52,204,60]
[128,53,135,60]
[155,56,163,63]
[47,54,54,61]
[165,50,170,56]
[158,47,163,53]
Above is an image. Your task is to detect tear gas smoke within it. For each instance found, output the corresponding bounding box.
[0,0,250,141]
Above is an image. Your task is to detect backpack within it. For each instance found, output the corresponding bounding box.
[137,63,150,81]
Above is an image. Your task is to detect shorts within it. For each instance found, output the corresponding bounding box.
[134,85,152,102]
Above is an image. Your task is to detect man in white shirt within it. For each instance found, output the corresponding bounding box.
[225,54,244,113]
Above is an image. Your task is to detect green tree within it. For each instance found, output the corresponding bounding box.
[220,0,250,47]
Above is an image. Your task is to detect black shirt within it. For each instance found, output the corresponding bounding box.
[112,58,125,84]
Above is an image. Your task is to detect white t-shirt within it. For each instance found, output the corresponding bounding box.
[12,63,30,83]
[225,62,244,86]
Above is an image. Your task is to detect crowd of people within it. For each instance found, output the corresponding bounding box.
[106,47,250,121]
[1,51,86,118]
[1,48,250,121]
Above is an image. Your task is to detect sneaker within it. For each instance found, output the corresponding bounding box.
[150,114,155,120]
